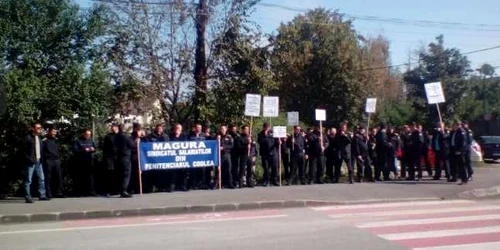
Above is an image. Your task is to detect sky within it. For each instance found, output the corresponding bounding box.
[76,0,500,72]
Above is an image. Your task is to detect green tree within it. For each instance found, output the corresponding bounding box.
[404,35,471,126]
[0,0,112,196]
[271,9,367,126]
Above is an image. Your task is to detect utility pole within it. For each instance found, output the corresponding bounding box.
[193,0,208,123]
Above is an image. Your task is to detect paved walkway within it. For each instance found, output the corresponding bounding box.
[1,166,499,224]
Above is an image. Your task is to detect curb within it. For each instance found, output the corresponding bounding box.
[458,185,500,199]
[0,197,443,225]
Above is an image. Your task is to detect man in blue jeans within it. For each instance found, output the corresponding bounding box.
[22,123,49,203]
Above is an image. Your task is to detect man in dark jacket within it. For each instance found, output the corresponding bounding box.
[218,125,234,189]
[400,125,412,179]
[73,129,96,197]
[145,124,169,192]
[102,124,119,197]
[353,126,373,182]
[233,125,251,188]
[257,123,279,186]
[408,123,425,181]
[375,123,389,181]
[73,129,96,196]
[387,127,401,179]
[22,123,48,203]
[450,122,468,185]
[431,122,449,180]
[325,128,339,183]
[169,123,188,191]
[334,122,354,184]
[307,125,329,184]
[188,123,206,189]
[280,136,291,182]
[286,125,307,185]
[42,127,63,198]
[114,125,135,198]
[129,123,145,194]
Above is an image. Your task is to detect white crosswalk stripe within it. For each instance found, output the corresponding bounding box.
[314,200,500,250]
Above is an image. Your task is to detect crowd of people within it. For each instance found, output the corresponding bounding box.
[20,119,475,203]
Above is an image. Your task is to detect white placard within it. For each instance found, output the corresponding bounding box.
[287,112,299,126]
[273,126,287,138]
[365,98,377,113]
[263,96,279,117]
[315,109,326,121]
[244,94,262,117]
[424,82,446,104]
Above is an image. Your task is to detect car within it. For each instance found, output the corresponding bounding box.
[478,136,500,161]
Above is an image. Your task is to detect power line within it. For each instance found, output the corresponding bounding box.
[360,44,500,71]
[257,2,500,32]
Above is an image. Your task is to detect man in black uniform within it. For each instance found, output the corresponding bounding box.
[353,126,372,182]
[233,125,251,188]
[257,123,279,186]
[280,136,291,182]
[169,123,187,191]
[146,124,169,192]
[102,124,119,197]
[462,121,474,181]
[431,122,449,180]
[115,125,135,198]
[325,128,339,183]
[73,129,96,197]
[307,125,328,184]
[247,139,258,187]
[218,125,234,189]
[387,127,401,180]
[375,123,389,181]
[228,124,240,186]
[420,125,433,177]
[334,122,354,184]
[400,125,412,179]
[450,121,468,185]
[42,127,63,198]
[188,123,206,189]
[408,123,425,181]
[130,123,145,194]
[286,125,307,185]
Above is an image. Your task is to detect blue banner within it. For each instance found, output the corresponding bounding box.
[139,140,219,171]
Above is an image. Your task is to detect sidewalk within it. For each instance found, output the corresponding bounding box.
[1,166,499,224]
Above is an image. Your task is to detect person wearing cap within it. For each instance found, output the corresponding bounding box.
[22,123,48,203]
[353,126,373,182]
[258,123,279,187]
[42,127,63,198]
[461,121,474,181]
[73,128,97,197]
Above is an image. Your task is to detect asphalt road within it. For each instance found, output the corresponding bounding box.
[2,199,500,250]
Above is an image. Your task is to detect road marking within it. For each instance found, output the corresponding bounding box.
[380,225,500,241]
[413,241,500,250]
[313,200,473,211]
[328,205,499,218]
[0,214,288,236]
[358,214,500,228]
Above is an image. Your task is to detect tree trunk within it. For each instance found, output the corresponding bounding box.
[193,0,208,123]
